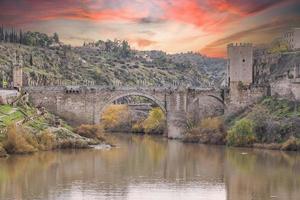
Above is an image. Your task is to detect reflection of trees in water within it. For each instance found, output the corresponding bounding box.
[0,152,58,199]
[0,135,225,199]
[225,148,300,200]
[2,135,300,200]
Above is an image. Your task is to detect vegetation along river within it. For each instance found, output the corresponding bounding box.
[0,133,300,200]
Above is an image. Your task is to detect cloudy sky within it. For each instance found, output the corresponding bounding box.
[1,0,300,57]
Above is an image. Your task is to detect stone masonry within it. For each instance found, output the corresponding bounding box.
[24,86,224,139]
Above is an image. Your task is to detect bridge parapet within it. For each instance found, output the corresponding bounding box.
[24,85,223,138]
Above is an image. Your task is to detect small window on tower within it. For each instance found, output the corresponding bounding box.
[242,59,245,63]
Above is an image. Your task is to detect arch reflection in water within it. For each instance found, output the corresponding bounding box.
[0,134,300,200]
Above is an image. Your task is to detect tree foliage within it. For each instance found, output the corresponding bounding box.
[142,107,166,134]
[0,26,59,47]
[101,105,131,130]
[227,118,256,147]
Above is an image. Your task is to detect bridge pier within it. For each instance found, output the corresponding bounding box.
[24,86,224,139]
[166,111,187,139]
[165,91,188,139]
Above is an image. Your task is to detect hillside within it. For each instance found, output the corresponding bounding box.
[0,32,226,87]
[0,103,107,156]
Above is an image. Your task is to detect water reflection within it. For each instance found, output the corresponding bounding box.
[0,134,299,200]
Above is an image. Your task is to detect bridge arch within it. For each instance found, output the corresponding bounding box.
[96,91,167,124]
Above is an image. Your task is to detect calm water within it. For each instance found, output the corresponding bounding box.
[1,134,300,200]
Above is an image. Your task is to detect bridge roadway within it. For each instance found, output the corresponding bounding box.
[24,85,224,138]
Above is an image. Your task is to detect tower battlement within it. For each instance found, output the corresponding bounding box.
[227,43,253,48]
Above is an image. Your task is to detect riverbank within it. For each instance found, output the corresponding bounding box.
[183,96,300,151]
[0,103,110,157]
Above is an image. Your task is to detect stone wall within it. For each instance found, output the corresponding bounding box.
[0,90,19,104]
[24,86,224,138]
[283,28,300,50]
[228,82,266,106]
[271,78,300,101]
[295,28,300,50]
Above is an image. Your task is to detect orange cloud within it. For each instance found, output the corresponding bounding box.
[156,0,292,32]
[41,7,146,22]
[0,0,147,25]
[0,0,292,30]
[201,16,300,57]
[129,38,157,48]
[159,0,225,32]
[1,0,299,57]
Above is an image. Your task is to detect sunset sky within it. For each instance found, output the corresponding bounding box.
[1,0,300,57]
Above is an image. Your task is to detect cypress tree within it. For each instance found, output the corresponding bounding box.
[19,30,23,44]
[0,26,3,41]
[53,32,59,43]
[30,54,33,66]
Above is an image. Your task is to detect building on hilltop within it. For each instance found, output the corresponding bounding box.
[282,28,300,50]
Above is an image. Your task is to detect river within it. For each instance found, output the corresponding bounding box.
[0,133,300,200]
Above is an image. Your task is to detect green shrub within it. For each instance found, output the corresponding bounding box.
[246,105,282,143]
[227,119,256,147]
[143,108,166,134]
[262,97,298,118]
[247,98,300,143]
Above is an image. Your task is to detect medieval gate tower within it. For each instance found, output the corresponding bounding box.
[227,43,254,103]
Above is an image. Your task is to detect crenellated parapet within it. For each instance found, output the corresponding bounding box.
[227,43,253,47]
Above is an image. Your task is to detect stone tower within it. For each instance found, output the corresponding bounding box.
[13,53,23,89]
[227,43,253,87]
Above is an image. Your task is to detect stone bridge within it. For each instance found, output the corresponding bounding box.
[24,86,224,138]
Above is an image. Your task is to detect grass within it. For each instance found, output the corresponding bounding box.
[26,118,49,131]
[1,110,25,125]
[0,105,13,114]
[0,103,100,155]
[262,97,300,118]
